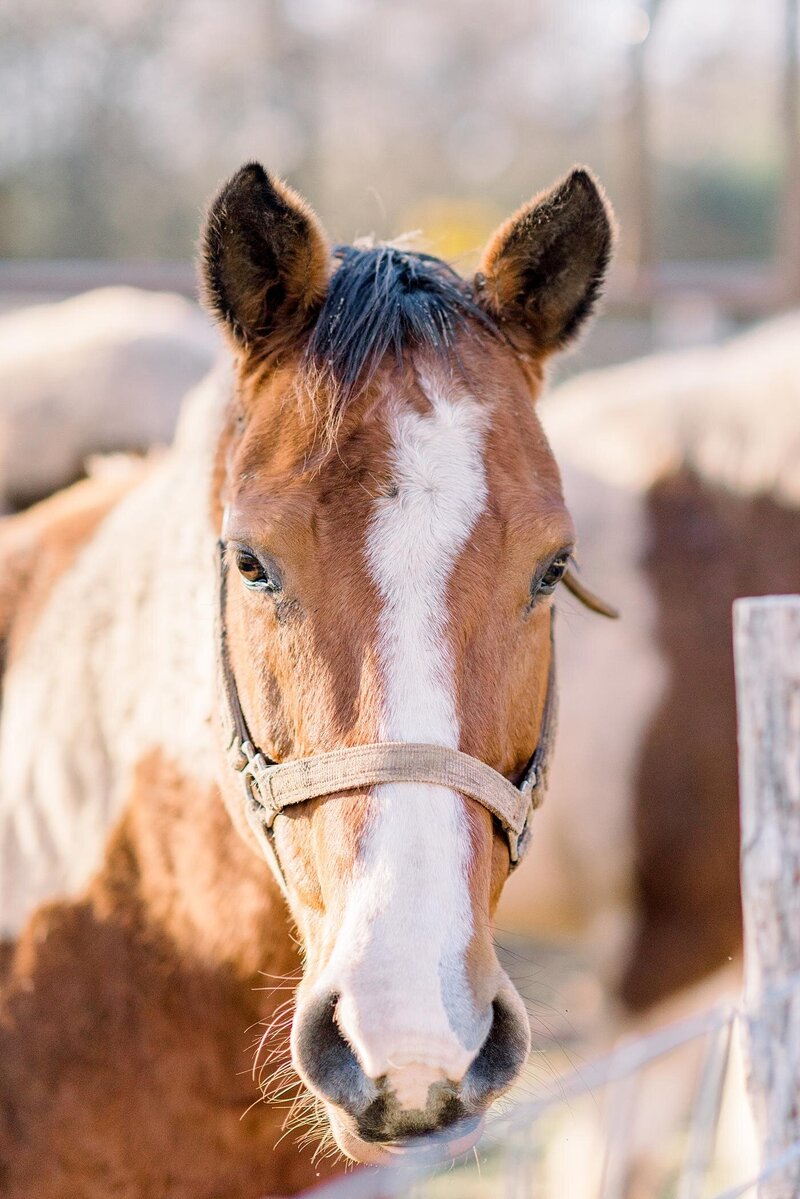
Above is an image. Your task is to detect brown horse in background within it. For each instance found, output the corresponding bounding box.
[500,315,800,1022]
[0,163,613,1196]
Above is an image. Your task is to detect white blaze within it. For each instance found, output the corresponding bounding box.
[323,374,491,1087]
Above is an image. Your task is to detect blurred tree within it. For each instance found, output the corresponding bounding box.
[0,0,789,289]
[778,0,800,299]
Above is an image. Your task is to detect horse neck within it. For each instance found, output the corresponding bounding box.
[97,371,293,980]
[95,747,296,982]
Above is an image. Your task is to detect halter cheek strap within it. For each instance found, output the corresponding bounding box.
[215,541,561,894]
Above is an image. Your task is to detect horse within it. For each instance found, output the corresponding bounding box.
[0,161,614,1196]
[0,286,217,510]
[498,310,800,1018]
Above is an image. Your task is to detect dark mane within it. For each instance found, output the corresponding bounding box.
[303,245,499,413]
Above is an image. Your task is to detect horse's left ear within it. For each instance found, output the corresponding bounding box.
[477,167,615,356]
[200,162,330,351]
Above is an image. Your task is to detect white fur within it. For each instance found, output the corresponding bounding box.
[321,373,492,1088]
[0,371,227,936]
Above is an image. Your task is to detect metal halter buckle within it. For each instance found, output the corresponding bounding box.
[235,739,277,822]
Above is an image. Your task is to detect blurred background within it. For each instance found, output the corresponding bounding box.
[1,0,798,374]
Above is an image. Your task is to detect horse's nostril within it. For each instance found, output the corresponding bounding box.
[463,994,530,1106]
[292,992,374,1116]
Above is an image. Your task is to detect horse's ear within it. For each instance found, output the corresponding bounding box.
[477,168,615,356]
[200,162,329,350]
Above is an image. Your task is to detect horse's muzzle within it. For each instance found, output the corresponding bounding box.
[291,987,529,1161]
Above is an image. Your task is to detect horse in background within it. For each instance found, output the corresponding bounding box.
[0,286,217,510]
[0,163,614,1196]
[499,311,800,1019]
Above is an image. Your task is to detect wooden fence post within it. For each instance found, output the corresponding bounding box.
[734,595,800,1198]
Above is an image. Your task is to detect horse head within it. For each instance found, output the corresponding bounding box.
[200,162,614,1162]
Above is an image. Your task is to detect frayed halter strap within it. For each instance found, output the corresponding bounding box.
[215,541,615,895]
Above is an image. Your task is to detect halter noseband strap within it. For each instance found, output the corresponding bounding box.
[215,541,560,892]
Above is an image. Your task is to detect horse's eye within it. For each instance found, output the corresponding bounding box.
[235,549,282,594]
[531,553,570,602]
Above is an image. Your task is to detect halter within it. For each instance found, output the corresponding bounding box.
[215,541,615,895]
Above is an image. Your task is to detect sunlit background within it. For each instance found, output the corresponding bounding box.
[2,0,798,370]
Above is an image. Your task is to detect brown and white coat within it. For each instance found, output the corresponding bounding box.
[0,163,614,1195]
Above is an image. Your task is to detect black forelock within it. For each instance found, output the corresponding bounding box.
[303,244,499,413]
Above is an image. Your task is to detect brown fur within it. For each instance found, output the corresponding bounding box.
[479,167,614,357]
[0,749,338,1198]
[201,163,330,353]
[622,468,800,1010]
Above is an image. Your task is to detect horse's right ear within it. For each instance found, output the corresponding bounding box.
[199,162,330,350]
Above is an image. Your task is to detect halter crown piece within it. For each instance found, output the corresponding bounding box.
[215,542,614,895]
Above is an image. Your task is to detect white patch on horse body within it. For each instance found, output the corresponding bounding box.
[540,311,800,503]
[321,371,492,1088]
[0,287,218,508]
[0,372,227,936]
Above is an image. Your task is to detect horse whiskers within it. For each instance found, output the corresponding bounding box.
[239,1055,312,1131]
[259,1066,329,1159]
[254,1040,295,1072]
[263,1068,298,1092]
[260,1053,295,1078]
[263,1080,307,1107]
[274,1095,319,1146]
[249,1010,296,1051]
[240,1088,273,1122]
[270,1091,338,1161]
[258,1056,304,1102]
[257,1059,298,1097]
[260,1065,300,1093]
[246,1011,296,1047]
[253,969,302,994]
[259,993,297,1017]
[244,1011,294,1043]
[252,1032,294,1082]
[280,1095,316,1125]
[297,1098,340,1163]
[244,991,297,1032]
[310,1141,344,1170]
[257,1052,295,1085]
[250,999,298,1080]
[282,1086,314,1126]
